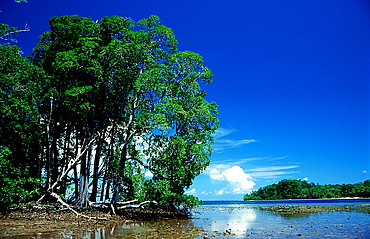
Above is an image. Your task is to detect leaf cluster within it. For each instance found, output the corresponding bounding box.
[0,146,41,210]
[0,14,219,210]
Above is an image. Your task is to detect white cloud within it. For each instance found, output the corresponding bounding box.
[211,128,256,152]
[186,188,197,194]
[207,165,256,195]
[248,165,299,172]
[213,139,256,152]
[363,170,368,173]
[303,177,309,181]
[248,171,290,178]
[248,165,299,179]
[211,156,290,168]
[210,173,224,181]
[216,189,224,195]
[212,128,236,139]
[204,164,229,176]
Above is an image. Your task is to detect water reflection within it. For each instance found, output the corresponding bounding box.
[60,204,370,238]
[191,205,370,238]
[61,219,200,239]
[191,206,257,237]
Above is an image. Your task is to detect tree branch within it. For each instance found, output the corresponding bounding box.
[0,24,30,41]
[49,192,108,220]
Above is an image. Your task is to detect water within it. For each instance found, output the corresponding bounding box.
[203,198,370,206]
[191,200,370,238]
[9,199,370,238]
[67,199,370,238]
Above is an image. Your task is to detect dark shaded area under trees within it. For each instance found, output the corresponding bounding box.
[0,14,219,214]
[244,179,370,200]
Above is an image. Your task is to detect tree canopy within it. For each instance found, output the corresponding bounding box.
[0,15,218,210]
[244,179,370,200]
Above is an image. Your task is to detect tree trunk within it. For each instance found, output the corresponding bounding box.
[105,178,111,201]
[99,162,108,201]
[51,126,59,186]
[59,125,71,197]
[73,164,79,201]
[73,143,93,207]
[102,127,115,201]
[90,137,102,202]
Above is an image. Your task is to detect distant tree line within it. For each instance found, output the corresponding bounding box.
[244,179,370,200]
[0,15,219,211]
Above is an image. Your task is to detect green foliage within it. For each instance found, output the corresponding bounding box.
[0,24,18,41]
[141,179,202,208]
[0,146,40,210]
[0,43,45,210]
[244,179,370,200]
[26,14,218,208]
[0,14,217,210]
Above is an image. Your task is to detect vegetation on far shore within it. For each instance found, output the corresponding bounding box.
[244,179,370,200]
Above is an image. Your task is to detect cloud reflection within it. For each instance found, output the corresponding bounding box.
[194,206,257,237]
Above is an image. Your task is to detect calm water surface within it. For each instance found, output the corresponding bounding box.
[191,200,370,238]
[47,199,370,238]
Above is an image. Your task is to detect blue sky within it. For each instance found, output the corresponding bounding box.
[1,0,369,200]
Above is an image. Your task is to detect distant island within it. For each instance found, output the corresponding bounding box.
[244,179,370,200]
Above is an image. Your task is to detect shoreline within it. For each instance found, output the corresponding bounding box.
[244,197,368,201]
[202,198,370,205]
[0,204,190,238]
[1,202,369,238]
[202,197,370,202]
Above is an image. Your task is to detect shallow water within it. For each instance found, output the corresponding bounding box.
[5,200,370,238]
[64,200,370,238]
[59,220,200,239]
[191,204,370,238]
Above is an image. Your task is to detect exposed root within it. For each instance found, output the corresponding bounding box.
[36,193,158,219]
[49,192,108,220]
[118,200,157,209]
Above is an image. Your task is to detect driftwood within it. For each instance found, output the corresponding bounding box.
[48,192,108,221]
[90,199,139,207]
[118,200,157,209]
[90,199,158,215]
[34,195,158,220]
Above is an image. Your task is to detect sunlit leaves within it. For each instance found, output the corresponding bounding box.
[5,14,219,208]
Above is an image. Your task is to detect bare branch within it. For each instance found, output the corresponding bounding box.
[118,200,157,209]
[0,23,30,41]
[49,192,108,220]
